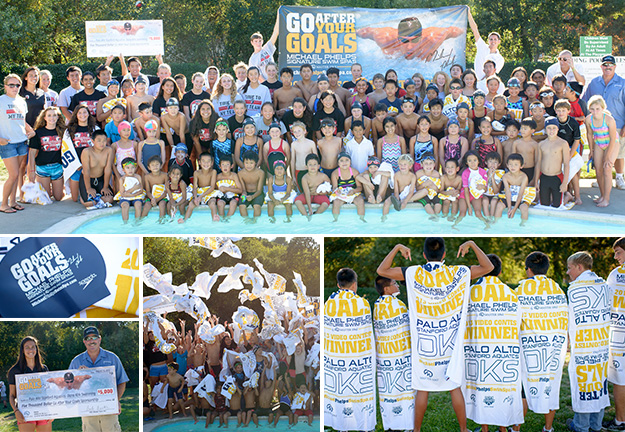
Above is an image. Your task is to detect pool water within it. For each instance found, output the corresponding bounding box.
[150,417,319,431]
[70,206,625,235]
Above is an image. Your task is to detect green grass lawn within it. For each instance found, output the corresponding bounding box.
[326,355,618,432]
[0,387,138,432]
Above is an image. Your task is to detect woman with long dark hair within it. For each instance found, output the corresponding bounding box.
[8,336,53,431]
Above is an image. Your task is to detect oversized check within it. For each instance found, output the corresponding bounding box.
[16,366,118,421]
[85,20,164,57]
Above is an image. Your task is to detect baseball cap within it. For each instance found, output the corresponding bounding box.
[544,116,558,127]
[83,326,100,339]
[166,98,179,107]
[602,55,616,65]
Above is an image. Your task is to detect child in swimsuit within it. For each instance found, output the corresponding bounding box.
[377,117,405,172]
[330,152,365,222]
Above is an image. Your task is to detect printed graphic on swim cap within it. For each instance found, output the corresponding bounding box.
[0,237,109,318]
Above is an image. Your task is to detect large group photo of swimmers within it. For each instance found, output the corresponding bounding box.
[327,237,625,432]
[1,7,623,228]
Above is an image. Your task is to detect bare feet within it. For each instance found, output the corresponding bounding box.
[597,200,610,207]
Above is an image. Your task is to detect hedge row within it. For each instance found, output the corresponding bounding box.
[1,59,552,94]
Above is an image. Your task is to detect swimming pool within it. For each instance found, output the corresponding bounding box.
[49,204,625,235]
[145,417,319,432]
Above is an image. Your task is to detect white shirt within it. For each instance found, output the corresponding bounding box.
[345,137,374,173]
[57,85,83,108]
[0,95,28,143]
[249,41,276,81]
[546,62,586,86]
[148,82,161,97]
[474,37,505,81]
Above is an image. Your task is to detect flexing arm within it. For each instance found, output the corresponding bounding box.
[376,244,412,281]
[457,240,493,279]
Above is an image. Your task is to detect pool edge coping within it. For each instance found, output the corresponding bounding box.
[43,203,625,234]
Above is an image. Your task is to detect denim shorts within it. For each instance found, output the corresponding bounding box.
[36,163,64,181]
[0,140,28,159]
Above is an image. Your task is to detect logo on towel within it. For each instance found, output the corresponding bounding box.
[343,407,353,416]
[529,387,538,396]
[544,386,551,395]
[614,360,621,369]
[484,396,494,406]
[423,369,433,377]
[392,406,403,414]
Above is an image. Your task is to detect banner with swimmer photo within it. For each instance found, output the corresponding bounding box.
[567,271,611,413]
[404,262,471,391]
[374,295,414,430]
[278,5,467,81]
[516,275,568,414]
[16,366,118,421]
[463,276,523,427]
[324,289,376,431]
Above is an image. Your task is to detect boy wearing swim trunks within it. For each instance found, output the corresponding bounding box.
[258,370,277,424]
[79,130,114,208]
[317,118,342,177]
[495,153,531,224]
[183,152,218,222]
[292,379,313,426]
[439,158,462,220]
[396,98,419,143]
[537,117,570,207]
[413,153,442,220]
[243,385,259,426]
[512,118,539,186]
[382,154,415,219]
[238,151,266,221]
[166,362,198,422]
[142,155,168,220]
[295,154,331,219]
[215,156,243,221]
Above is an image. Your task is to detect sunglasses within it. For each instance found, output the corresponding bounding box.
[6,83,21,89]
[84,336,100,341]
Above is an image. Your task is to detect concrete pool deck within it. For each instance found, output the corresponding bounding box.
[0,179,624,234]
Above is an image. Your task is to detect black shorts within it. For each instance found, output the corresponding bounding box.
[539,173,563,207]
[218,194,240,205]
[79,174,105,202]
[419,195,440,206]
[279,403,291,413]
[229,409,240,416]
[255,407,272,416]
[521,167,535,183]
[241,192,265,207]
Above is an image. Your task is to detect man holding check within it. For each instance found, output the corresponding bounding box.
[68,326,129,432]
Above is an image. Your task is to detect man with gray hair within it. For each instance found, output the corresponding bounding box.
[546,50,586,94]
